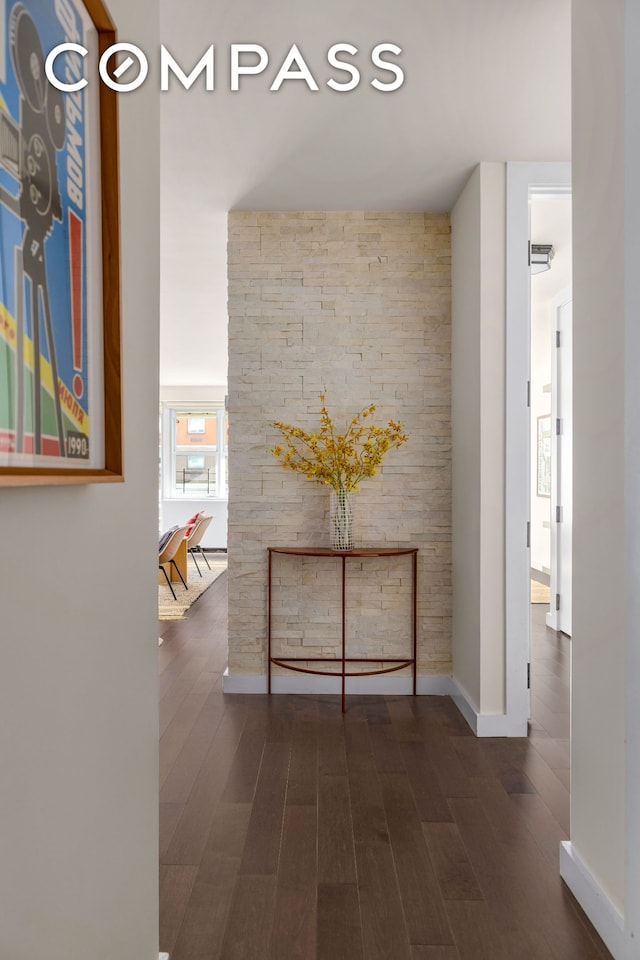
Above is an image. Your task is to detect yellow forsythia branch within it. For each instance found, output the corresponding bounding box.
[271,395,408,492]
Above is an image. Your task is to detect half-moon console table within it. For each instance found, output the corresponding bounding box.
[267,546,418,712]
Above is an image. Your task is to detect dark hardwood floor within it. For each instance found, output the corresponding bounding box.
[158,576,611,959]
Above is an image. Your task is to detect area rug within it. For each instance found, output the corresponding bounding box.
[531,579,551,604]
[159,555,227,620]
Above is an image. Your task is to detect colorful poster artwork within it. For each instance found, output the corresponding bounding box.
[0,0,97,468]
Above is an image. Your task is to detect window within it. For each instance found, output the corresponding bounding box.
[160,403,228,499]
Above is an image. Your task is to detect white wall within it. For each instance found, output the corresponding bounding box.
[479,163,507,716]
[451,168,482,708]
[569,0,626,924]
[0,0,160,957]
[162,498,227,548]
[624,0,640,947]
[451,162,506,718]
[159,385,227,405]
[566,2,640,951]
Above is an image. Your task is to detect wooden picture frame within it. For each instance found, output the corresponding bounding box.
[0,0,121,486]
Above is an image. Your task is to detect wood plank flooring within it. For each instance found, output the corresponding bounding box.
[159,576,611,959]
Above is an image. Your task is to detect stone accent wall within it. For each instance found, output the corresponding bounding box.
[227,211,451,679]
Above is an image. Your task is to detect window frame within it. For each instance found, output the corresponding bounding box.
[160,402,227,500]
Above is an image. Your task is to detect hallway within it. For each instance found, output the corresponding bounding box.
[159,575,609,959]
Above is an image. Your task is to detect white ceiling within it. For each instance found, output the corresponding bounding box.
[159,0,571,387]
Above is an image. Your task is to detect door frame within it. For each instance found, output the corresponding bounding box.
[505,161,571,734]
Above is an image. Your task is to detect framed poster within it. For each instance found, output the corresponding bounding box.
[537,414,551,498]
[0,0,121,485]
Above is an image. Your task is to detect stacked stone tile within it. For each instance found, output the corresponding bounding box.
[227,211,451,680]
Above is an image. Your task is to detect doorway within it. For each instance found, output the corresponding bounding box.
[529,195,572,633]
[528,193,572,750]
[504,161,571,735]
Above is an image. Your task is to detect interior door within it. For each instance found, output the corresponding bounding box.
[548,293,572,635]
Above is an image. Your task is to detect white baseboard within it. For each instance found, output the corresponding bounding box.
[160,954,169,959]
[560,841,630,960]
[222,669,269,694]
[222,668,455,697]
[416,675,455,696]
[450,678,528,737]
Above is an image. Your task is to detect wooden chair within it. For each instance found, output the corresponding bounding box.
[185,514,213,576]
[158,525,189,600]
